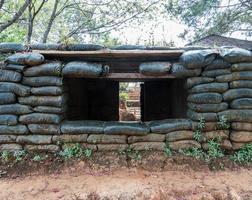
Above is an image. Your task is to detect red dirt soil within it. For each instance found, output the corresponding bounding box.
[0,152,251,200]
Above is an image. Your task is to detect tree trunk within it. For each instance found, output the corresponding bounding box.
[27,4,33,43]
[0,0,5,10]
[0,0,31,33]
[42,0,59,43]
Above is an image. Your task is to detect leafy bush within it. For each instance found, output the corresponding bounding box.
[231,143,252,164]
[207,139,224,159]
[179,147,206,160]
[119,92,129,101]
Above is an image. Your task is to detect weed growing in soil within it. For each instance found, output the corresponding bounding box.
[118,146,142,160]
[179,147,206,160]
[231,143,252,164]
[164,145,172,157]
[13,150,27,162]
[217,115,230,130]
[193,117,205,142]
[59,144,93,160]
[207,139,224,159]
[1,151,11,163]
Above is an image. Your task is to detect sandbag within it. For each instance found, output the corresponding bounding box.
[30,43,62,50]
[231,71,252,80]
[186,77,214,89]
[104,122,150,136]
[61,120,104,134]
[66,44,104,51]
[220,48,252,63]
[167,140,201,150]
[223,89,252,101]
[0,115,17,125]
[139,62,171,76]
[230,80,252,89]
[0,43,24,53]
[204,58,231,70]
[0,82,30,96]
[218,109,252,122]
[5,52,44,66]
[166,130,194,142]
[170,63,201,77]
[16,135,52,144]
[202,139,232,150]
[230,131,252,143]
[187,109,217,121]
[0,70,22,82]
[31,86,64,95]
[128,134,165,144]
[232,122,252,131]
[230,98,252,109]
[87,134,127,144]
[188,102,228,113]
[130,142,165,151]
[0,144,22,152]
[0,93,16,104]
[62,62,108,77]
[19,113,62,124]
[25,144,59,152]
[0,125,28,134]
[187,93,222,104]
[24,62,62,76]
[28,124,60,134]
[33,106,66,114]
[19,95,66,107]
[189,83,228,94]
[52,134,88,143]
[112,45,145,50]
[179,50,218,69]
[22,76,63,86]
[191,122,218,131]
[0,104,32,115]
[200,130,229,142]
[147,119,192,134]
[231,63,252,71]
[0,135,17,144]
[1,63,25,72]
[215,74,233,82]
[202,69,231,78]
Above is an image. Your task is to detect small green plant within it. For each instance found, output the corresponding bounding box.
[83,148,93,158]
[180,147,206,160]
[119,146,142,160]
[32,154,42,162]
[119,92,129,101]
[193,129,202,142]
[13,150,27,162]
[231,143,252,164]
[59,143,83,159]
[1,150,11,162]
[193,117,205,142]
[217,115,230,130]
[207,139,224,159]
[164,145,172,156]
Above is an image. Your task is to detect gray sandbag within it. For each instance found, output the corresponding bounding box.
[19,113,62,124]
[147,119,192,134]
[130,142,165,151]
[170,63,201,77]
[166,130,194,142]
[220,48,252,63]
[62,62,108,77]
[231,63,252,71]
[0,43,24,53]
[0,115,17,125]
[192,122,218,131]
[202,69,231,78]
[231,71,252,81]
[30,43,62,50]
[25,144,59,152]
[232,122,252,131]
[0,144,22,152]
[179,49,218,69]
[104,122,150,136]
[1,63,25,72]
[16,135,52,144]
[186,77,214,89]
[128,134,165,144]
[0,135,17,144]
[0,93,16,104]
[0,125,28,134]
[19,95,67,107]
[200,130,229,142]
[223,89,252,101]
[22,76,63,86]
[66,44,104,51]
[189,83,228,94]
[204,58,231,70]
[28,124,60,134]
[218,109,252,122]
[24,61,62,76]
[215,74,233,82]
[0,70,22,82]
[187,109,217,121]
[52,134,88,143]
[31,86,64,96]
[0,104,32,115]
[0,82,30,96]
[61,120,104,134]
[230,98,252,109]
[87,134,127,144]
[139,62,171,76]
[188,102,228,113]
[167,140,201,150]
[230,131,252,143]
[230,80,252,89]
[187,93,222,104]
[33,106,66,114]
[5,52,44,66]
[111,45,146,50]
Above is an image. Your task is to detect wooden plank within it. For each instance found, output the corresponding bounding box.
[34,49,184,59]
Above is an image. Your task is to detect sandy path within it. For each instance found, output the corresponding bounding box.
[0,166,252,200]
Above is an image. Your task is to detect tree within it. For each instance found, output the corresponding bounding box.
[166,0,252,41]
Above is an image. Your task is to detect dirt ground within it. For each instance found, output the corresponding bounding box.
[0,152,251,200]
